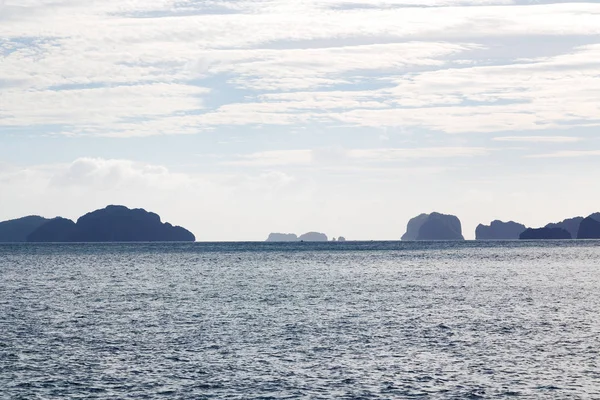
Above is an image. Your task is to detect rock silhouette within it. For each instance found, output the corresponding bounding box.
[402,212,464,241]
[577,214,600,239]
[337,236,347,242]
[266,233,299,242]
[298,232,328,242]
[266,232,328,242]
[0,216,49,242]
[27,217,77,242]
[545,217,584,239]
[519,227,571,240]
[26,205,195,242]
[476,220,527,240]
[401,213,429,241]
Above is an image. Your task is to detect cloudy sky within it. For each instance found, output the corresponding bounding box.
[1,0,600,240]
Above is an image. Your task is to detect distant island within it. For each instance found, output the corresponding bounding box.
[577,216,600,239]
[519,227,572,240]
[266,233,298,242]
[514,213,600,240]
[401,212,464,241]
[0,216,50,242]
[544,216,584,239]
[3,206,600,243]
[0,205,195,242]
[266,231,330,242]
[476,220,526,240]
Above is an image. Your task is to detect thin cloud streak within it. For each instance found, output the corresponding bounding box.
[493,136,582,143]
[528,150,600,158]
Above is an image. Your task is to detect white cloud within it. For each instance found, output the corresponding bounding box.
[226,150,314,166]
[348,146,490,159]
[493,136,582,143]
[527,150,600,158]
[226,146,489,166]
[208,42,476,91]
[1,84,209,134]
[49,157,192,189]
[1,1,600,137]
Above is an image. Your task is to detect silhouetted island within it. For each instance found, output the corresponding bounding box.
[577,214,600,239]
[299,232,328,242]
[400,213,429,241]
[266,233,298,242]
[475,220,527,240]
[27,217,77,242]
[26,205,195,242]
[545,217,584,239]
[0,216,49,242]
[265,232,328,242]
[337,236,347,242]
[402,212,464,241]
[519,227,571,240]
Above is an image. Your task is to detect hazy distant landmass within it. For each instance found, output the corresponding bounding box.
[266,232,329,242]
[25,205,195,242]
[0,216,49,242]
[519,227,571,240]
[402,212,464,241]
[577,214,600,239]
[476,220,527,240]
[299,232,328,242]
[400,213,429,241]
[337,236,346,242]
[545,217,584,239]
[266,233,299,242]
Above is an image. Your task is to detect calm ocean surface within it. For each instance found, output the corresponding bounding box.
[1,241,600,399]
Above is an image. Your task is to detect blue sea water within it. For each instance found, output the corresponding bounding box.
[1,241,600,399]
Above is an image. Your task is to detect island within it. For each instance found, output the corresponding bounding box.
[400,213,429,241]
[545,217,584,239]
[475,220,527,240]
[298,232,328,242]
[401,212,464,241]
[27,217,77,242]
[265,231,329,242]
[519,227,571,240]
[0,216,49,242]
[25,205,195,242]
[577,215,600,239]
[266,233,299,242]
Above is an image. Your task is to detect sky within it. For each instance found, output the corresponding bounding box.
[1,0,600,241]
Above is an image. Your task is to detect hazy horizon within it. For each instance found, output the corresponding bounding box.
[2,0,600,241]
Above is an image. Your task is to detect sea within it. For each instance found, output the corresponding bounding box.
[1,241,600,399]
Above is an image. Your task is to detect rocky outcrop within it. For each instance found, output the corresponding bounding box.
[519,227,571,240]
[266,233,298,242]
[401,213,429,241]
[298,232,328,242]
[577,214,600,239]
[26,205,195,242]
[475,220,527,240]
[337,236,347,242]
[402,212,464,241]
[0,216,49,242]
[545,217,583,238]
[417,213,464,241]
[545,217,584,239]
[266,232,328,242]
[541,213,600,239]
